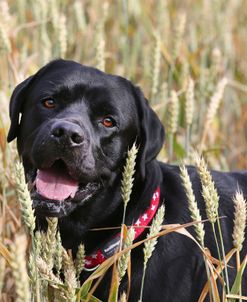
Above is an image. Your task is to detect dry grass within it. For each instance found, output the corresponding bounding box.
[0,0,247,301]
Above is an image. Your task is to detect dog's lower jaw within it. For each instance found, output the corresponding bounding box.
[31,182,101,217]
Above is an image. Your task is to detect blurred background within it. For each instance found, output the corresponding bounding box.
[0,0,246,300]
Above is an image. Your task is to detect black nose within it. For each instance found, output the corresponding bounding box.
[51,121,84,146]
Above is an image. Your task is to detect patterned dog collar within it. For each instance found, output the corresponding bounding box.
[84,187,161,271]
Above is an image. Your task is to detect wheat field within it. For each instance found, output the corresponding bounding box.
[0,0,247,301]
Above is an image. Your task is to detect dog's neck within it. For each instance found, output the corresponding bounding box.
[83,186,161,270]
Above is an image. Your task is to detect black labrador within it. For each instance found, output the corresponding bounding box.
[7,59,247,301]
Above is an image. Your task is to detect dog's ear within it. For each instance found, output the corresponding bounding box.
[133,86,165,178]
[7,75,34,143]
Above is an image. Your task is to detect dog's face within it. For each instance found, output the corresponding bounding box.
[8,60,164,218]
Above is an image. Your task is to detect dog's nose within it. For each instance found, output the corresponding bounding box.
[51,121,84,146]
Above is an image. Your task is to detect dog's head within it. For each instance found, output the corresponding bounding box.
[8,59,164,217]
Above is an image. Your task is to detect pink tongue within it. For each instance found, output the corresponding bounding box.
[36,169,79,201]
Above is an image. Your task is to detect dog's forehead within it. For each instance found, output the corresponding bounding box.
[30,62,136,110]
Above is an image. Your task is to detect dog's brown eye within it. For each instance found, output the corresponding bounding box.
[102,117,115,128]
[43,99,56,109]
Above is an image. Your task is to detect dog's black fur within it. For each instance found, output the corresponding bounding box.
[8,59,247,301]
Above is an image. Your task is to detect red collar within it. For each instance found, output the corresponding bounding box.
[84,187,160,271]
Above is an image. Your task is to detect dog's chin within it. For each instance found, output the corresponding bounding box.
[31,182,100,217]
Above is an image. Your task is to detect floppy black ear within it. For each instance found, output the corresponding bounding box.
[133,86,165,178]
[7,76,34,143]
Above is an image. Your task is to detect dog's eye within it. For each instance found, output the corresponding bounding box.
[42,99,56,109]
[101,117,116,128]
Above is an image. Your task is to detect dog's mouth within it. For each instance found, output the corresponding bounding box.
[30,159,100,217]
[36,160,79,201]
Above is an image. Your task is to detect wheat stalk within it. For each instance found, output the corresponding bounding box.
[36,256,62,285]
[15,162,36,236]
[179,164,218,300]
[43,217,58,269]
[139,205,165,301]
[54,231,63,274]
[195,155,219,223]
[180,165,205,246]
[167,90,179,160]
[49,0,59,31]
[211,48,222,77]
[96,36,105,71]
[173,12,186,60]
[232,190,246,300]
[28,252,37,289]
[73,1,86,31]
[206,77,227,124]
[62,249,77,301]
[121,143,138,209]
[37,256,67,301]
[95,2,108,71]
[57,14,67,58]
[34,231,42,256]
[10,234,30,302]
[200,77,228,148]
[118,227,135,280]
[185,78,195,127]
[185,78,195,154]
[75,243,85,277]
[143,205,165,265]
[232,190,246,251]
[119,142,138,253]
[151,32,161,102]
[167,90,179,135]
[195,153,230,293]
[38,231,47,256]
